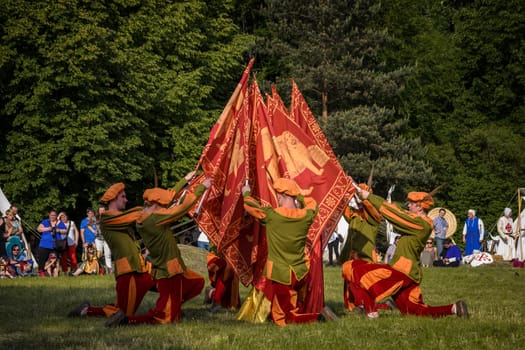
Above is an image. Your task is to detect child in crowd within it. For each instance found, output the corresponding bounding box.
[44,253,60,277]
[0,256,15,279]
[71,243,99,276]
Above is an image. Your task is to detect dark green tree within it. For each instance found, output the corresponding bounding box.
[378,0,525,228]
[249,0,432,197]
[0,0,253,224]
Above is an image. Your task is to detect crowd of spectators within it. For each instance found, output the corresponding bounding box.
[0,205,114,278]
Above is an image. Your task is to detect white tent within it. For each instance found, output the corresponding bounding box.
[0,186,37,266]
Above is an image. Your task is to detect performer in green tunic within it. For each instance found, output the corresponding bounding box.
[242,177,337,326]
[105,173,212,327]
[68,183,154,319]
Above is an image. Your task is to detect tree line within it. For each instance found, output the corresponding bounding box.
[1,0,524,239]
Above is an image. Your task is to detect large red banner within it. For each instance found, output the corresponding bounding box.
[191,59,354,312]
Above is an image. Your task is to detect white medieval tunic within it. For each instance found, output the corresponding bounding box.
[513,209,525,260]
[496,215,515,260]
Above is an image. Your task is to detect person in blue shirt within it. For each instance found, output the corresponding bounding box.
[80,208,97,249]
[36,210,67,277]
[433,238,462,267]
[433,208,449,258]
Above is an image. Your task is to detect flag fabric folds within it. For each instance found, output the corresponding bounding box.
[190,59,354,313]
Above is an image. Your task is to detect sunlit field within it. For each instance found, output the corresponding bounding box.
[1,247,524,350]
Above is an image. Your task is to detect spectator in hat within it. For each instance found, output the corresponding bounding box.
[496,207,515,261]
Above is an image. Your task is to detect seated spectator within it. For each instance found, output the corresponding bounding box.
[44,252,60,277]
[420,238,438,267]
[433,239,462,267]
[1,255,15,279]
[6,237,34,276]
[71,243,99,276]
[6,236,27,262]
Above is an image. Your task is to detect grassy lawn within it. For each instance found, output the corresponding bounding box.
[1,250,524,350]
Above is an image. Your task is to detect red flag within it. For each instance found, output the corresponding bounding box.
[191,61,353,315]
[190,59,258,285]
[266,85,354,312]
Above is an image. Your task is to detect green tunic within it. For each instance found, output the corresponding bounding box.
[339,202,382,263]
[136,184,207,280]
[100,207,147,278]
[243,192,318,285]
[367,193,433,283]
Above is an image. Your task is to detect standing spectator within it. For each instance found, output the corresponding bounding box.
[326,231,341,267]
[433,239,462,267]
[0,210,7,257]
[4,208,23,244]
[105,173,211,327]
[433,208,449,258]
[462,209,485,256]
[240,178,336,326]
[496,208,515,261]
[58,212,80,273]
[94,206,112,274]
[36,210,67,277]
[420,238,437,267]
[383,235,400,264]
[80,208,97,249]
[68,183,154,319]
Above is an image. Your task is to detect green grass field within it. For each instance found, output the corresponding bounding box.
[1,251,524,350]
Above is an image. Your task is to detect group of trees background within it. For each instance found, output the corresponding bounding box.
[1,0,524,243]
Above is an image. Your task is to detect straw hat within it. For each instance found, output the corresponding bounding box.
[427,207,457,238]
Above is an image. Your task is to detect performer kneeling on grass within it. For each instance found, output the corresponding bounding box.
[204,246,241,313]
[105,173,212,327]
[242,178,338,326]
[343,187,469,319]
[68,182,155,319]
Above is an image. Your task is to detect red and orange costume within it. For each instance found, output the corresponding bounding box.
[122,179,207,325]
[86,183,154,318]
[343,192,457,317]
[243,178,321,326]
[206,250,240,310]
